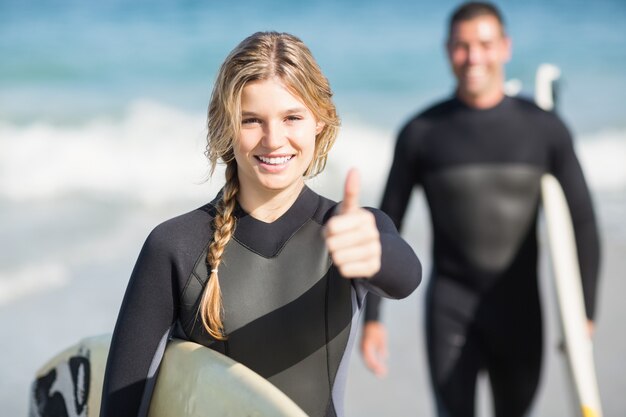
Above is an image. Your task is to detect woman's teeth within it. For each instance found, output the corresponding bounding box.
[257,155,292,165]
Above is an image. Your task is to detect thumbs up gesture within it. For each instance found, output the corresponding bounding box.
[324,168,382,279]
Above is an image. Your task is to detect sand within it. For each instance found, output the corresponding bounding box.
[2,193,624,416]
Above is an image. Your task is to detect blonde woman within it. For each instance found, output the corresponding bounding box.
[100,31,421,417]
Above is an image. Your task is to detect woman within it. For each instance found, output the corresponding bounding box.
[100,31,421,417]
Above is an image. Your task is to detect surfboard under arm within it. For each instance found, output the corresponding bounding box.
[30,334,308,417]
[541,174,603,417]
[536,63,602,417]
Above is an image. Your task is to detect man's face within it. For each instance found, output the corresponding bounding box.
[447,15,511,101]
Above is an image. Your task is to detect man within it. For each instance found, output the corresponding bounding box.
[361,2,601,417]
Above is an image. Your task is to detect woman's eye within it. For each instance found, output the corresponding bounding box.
[286,115,302,122]
[242,118,261,125]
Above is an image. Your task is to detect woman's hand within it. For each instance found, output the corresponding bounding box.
[324,168,381,279]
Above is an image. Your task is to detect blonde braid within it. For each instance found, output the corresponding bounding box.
[200,163,239,340]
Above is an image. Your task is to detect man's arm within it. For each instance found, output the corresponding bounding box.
[362,121,423,375]
[364,121,422,321]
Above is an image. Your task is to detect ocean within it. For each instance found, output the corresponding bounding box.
[1,0,625,416]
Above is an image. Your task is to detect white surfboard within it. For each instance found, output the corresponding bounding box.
[537,63,603,417]
[541,175,603,417]
[30,334,308,417]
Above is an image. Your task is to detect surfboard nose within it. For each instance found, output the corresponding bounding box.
[30,335,309,417]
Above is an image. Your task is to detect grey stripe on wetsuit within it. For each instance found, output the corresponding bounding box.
[423,164,542,277]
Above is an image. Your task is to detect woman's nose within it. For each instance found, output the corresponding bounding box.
[261,121,286,149]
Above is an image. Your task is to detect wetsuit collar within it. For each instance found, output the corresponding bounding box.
[232,186,319,258]
[452,94,510,112]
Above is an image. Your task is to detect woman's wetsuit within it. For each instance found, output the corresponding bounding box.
[365,96,600,417]
[100,186,421,417]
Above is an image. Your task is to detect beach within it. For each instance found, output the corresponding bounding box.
[2,1,625,415]
[2,127,625,416]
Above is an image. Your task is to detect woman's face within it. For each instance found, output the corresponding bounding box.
[234,77,323,201]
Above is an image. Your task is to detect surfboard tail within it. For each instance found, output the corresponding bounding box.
[582,405,601,417]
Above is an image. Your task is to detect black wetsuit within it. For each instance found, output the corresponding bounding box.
[100,186,421,417]
[365,96,600,417]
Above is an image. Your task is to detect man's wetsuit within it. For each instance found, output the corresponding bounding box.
[365,96,600,417]
[100,186,421,417]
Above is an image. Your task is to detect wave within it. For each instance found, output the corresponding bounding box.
[0,100,218,204]
[0,262,69,306]
[1,100,624,207]
[576,129,626,192]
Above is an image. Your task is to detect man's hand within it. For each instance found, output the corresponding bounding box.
[360,321,388,378]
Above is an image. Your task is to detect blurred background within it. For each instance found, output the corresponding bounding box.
[1,0,625,415]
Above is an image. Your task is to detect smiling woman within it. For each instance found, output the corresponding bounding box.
[98,31,422,417]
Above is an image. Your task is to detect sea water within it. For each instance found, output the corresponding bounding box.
[1,0,625,415]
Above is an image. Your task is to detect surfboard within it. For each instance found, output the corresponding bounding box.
[29,334,308,417]
[536,63,603,417]
[541,175,603,417]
